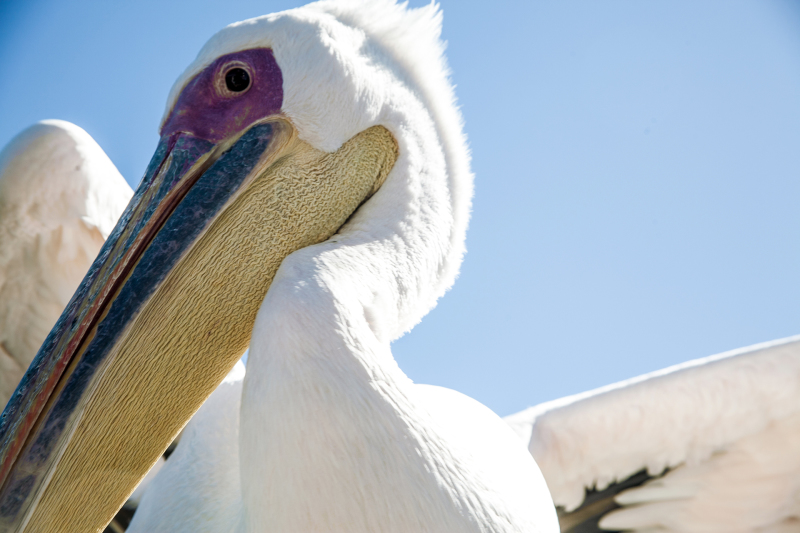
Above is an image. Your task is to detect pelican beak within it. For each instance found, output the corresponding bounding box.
[0,114,397,531]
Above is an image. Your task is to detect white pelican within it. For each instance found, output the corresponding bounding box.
[0,1,557,531]
[0,1,798,533]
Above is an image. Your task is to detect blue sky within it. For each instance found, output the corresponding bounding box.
[1,0,799,416]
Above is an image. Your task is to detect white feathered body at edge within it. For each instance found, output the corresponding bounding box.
[0,121,131,407]
[125,0,558,532]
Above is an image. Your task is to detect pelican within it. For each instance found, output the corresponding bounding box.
[0,1,798,533]
[0,1,556,531]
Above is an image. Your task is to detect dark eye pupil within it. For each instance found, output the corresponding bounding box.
[225,68,250,92]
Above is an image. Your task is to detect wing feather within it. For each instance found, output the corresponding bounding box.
[506,336,800,532]
[0,120,132,406]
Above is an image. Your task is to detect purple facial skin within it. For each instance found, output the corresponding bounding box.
[162,48,284,143]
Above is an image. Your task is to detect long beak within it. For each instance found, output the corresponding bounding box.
[0,117,398,532]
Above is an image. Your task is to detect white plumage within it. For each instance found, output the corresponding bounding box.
[506,335,800,532]
[0,120,131,407]
[133,2,557,530]
[0,1,798,532]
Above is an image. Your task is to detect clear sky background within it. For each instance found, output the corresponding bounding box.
[1,0,799,417]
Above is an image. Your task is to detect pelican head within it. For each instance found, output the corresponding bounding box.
[0,1,472,531]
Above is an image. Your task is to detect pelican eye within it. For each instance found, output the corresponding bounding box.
[225,68,250,92]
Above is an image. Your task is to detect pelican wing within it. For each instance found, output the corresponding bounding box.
[0,121,132,407]
[505,335,800,533]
